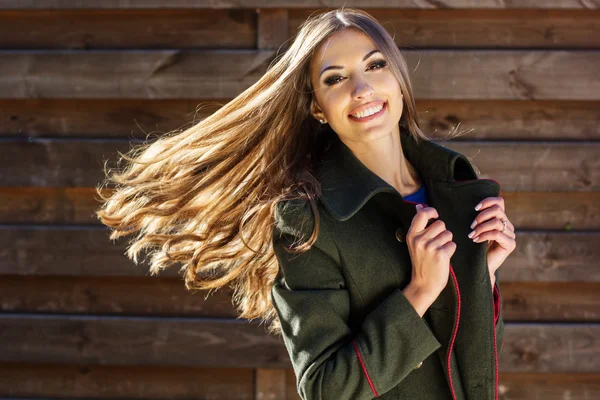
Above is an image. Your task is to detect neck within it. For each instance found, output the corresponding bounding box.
[340,125,422,197]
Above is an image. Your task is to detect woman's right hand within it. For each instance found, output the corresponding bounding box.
[405,204,456,300]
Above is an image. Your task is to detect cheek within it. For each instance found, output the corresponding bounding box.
[321,91,347,120]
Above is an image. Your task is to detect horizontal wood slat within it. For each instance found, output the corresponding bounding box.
[0,50,275,100]
[2,188,598,229]
[0,276,598,321]
[0,9,257,49]
[0,0,598,9]
[289,9,600,49]
[1,50,598,100]
[0,228,597,282]
[1,140,597,190]
[0,315,597,372]
[3,99,598,140]
[0,363,256,399]
[0,315,289,368]
[1,9,598,49]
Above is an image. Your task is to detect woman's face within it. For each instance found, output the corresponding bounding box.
[309,28,403,144]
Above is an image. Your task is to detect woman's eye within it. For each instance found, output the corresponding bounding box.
[368,60,387,70]
[323,59,388,86]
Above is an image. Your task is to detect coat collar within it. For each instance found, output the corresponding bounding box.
[315,126,476,221]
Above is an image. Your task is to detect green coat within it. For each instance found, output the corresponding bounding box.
[271,127,504,400]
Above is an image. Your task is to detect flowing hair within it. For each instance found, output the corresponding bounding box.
[95,7,468,336]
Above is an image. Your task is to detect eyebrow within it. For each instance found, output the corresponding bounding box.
[318,49,382,78]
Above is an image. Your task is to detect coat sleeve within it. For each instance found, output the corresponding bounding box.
[271,200,442,400]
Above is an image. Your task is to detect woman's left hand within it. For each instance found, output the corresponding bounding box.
[468,196,516,281]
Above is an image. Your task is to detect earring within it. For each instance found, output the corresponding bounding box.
[319,119,326,124]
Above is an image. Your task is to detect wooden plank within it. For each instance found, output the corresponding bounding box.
[416,100,600,141]
[1,50,598,100]
[257,9,288,50]
[444,141,600,191]
[2,99,598,140]
[0,363,255,399]
[0,0,597,10]
[502,191,600,230]
[4,9,598,49]
[1,276,598,321]
[402,50,600,100]
[0,316,597,372]
[0,315,290,368]
[0,228,597,282]
[290,9,600,48]
[2,188,599,229]
[0,9,256,49]
[502,231,600,282]
[1,140,598,190]
[0,227,180,277]
[499,282,600,321]
[255,369,287,400]
[498,373,600,399]
[0,50,275,100]
[500,324,600,373]
[0,276,237,317]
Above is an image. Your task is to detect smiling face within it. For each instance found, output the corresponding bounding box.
[309,28,404,144]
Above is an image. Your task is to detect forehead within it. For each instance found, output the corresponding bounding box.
[310,29,377,73]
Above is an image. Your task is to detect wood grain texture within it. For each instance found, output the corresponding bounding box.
[1,9,597,49]
[257,9,288,50]
[0,363,255,399]
[0,315,290,368]
[1,0,598,9]
[1,50,598,100]
[255,368,287,400]
[0,50,275,99]
[0,9,257,49]
[290,9,600,48]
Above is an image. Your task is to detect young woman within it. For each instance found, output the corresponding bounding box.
[96,8,516,400]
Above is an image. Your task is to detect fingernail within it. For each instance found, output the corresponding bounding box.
[470,220,477,229]
[475,203,482,211]
[468,230,476,238]
[473,236,480,242]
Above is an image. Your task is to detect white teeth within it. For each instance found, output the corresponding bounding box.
[351,103,384,119]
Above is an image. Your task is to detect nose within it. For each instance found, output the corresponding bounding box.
[352,77,374,100]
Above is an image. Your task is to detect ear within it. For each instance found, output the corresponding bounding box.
[310,98,325,121]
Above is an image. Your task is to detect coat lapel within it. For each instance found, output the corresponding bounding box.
[314,126,501,400]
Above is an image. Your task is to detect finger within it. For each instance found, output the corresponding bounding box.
[473,203,512,230]
[470,217,516,240]
[410,205,439,233]
[475,196,505,213]
[473,231,517,250]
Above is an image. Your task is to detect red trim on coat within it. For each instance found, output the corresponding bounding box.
[447,265,461,400]
[352,339,379,397]
[493,284,500,325]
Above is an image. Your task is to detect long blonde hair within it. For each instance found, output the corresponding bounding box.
[95,7,463,335]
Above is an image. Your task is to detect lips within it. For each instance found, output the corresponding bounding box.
[348,100,386,117]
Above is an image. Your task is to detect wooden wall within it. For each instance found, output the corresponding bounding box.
[0,1,598,399]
